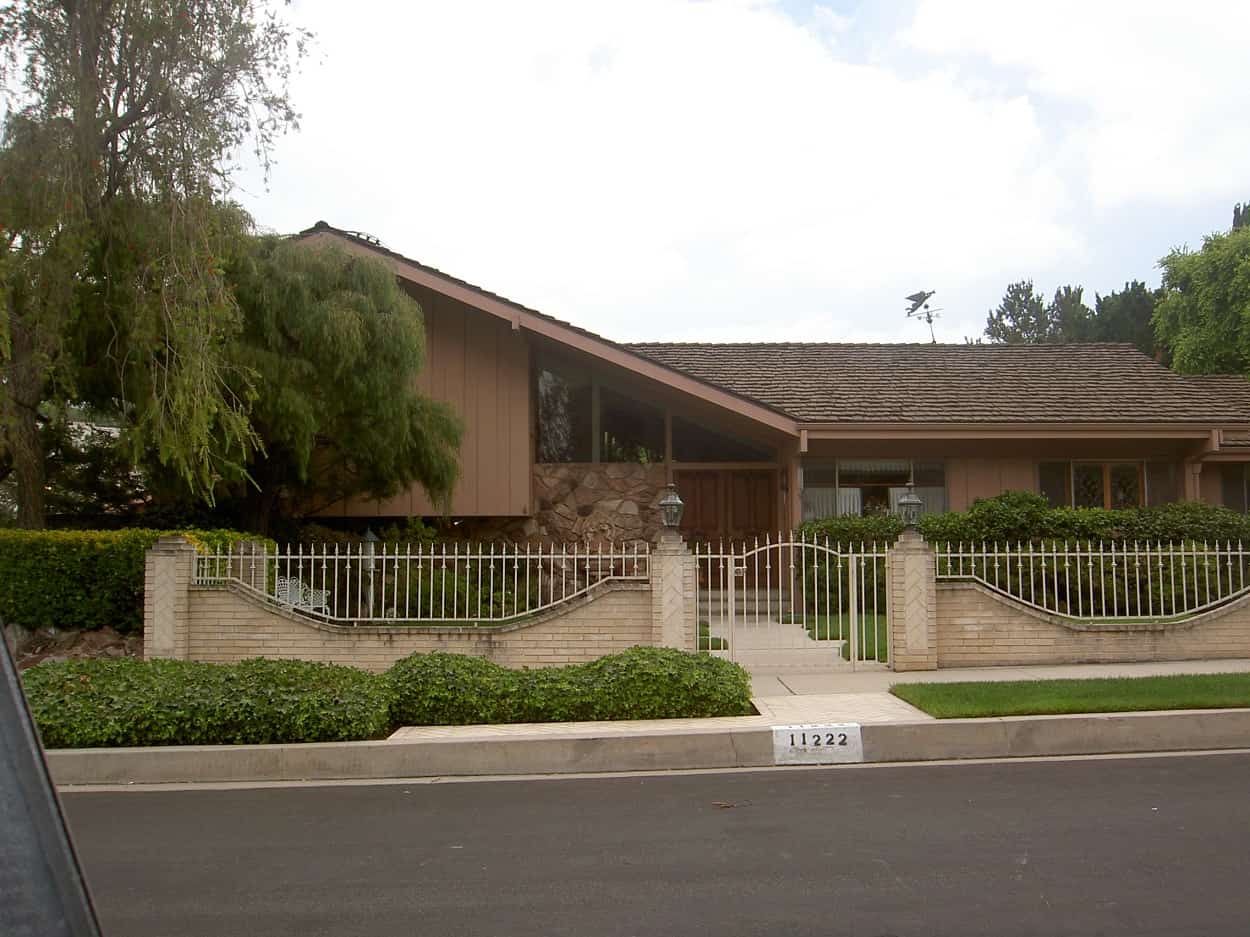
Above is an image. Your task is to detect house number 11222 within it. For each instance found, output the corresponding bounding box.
[789,731,848,747]
[772,723,864,765]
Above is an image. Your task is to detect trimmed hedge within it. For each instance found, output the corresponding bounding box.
[0,527,269,633]
[385,647,755,726]
[21,647,755,747]
[22,657,393,748]
[800,491,1250,546]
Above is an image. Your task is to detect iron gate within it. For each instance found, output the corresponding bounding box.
[694,536,890,669]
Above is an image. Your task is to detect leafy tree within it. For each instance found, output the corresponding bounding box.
[206,237,462,534]
[0,0,307,526]
[1048,285,1093,342]
[1234,201,1248,231]
[1153,225,1250,375]
[984,280,1050,343]
[984,280,1090,343]
[1090,280,1161,357]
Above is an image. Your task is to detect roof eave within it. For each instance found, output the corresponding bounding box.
[295,225,800,437]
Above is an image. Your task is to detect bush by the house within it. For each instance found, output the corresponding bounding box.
[0,527,269,633]
[385,647,754,727]
[799,491,1250,547]
[22,657,393,748]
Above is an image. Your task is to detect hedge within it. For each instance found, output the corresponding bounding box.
[0,527,270,634]
[385,647,754,726]
[22,657,393,748]
[799,492,1250,546]
[21,647,756,747]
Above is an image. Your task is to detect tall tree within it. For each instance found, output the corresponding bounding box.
[984,280,1091,343]
[0,0,307,526]
[1153,225,1250,375]
[984,280,1051,343]
[1235,201,1249,231]
[202,237,461,534]
[1048,284,1093,342]
[1090,280,1160,357]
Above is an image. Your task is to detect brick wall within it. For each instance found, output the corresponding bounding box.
[937,581,1250,667]
[184,580,655,672]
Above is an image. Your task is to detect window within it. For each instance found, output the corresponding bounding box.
[1040,461,1157,509]
[671,416,773,462]
[1039,462,1070,508]
[1223,464,1249,513]
[537,366,592,462]
[801,459,947,521]
[599,386,664,463]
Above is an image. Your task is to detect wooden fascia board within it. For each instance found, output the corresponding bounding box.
[801,424,1221,440]
[303,230,799,437]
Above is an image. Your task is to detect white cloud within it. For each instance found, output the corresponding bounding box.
[234,0,1241,344]
[902,0,1250,210]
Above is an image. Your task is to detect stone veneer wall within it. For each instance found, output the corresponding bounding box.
[936,580,1250,667]
[185,581,656,672]
[530,462,668,544]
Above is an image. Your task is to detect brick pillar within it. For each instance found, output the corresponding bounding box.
[651,531,697,651]
[143,536,197,661]
[888,529,937,671]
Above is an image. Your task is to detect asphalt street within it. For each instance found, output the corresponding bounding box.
[62,752,1250,937]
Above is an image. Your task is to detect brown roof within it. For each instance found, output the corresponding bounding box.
[295,223,1250,429]
[625,342,1250,424]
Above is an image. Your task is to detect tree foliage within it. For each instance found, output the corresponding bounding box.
[984,277,1159,355]
[0,0,308,526]
[984,280,1091,343]
[1153,225,1250,375]
[211,238,462,533]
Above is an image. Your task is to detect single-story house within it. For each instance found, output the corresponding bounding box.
[298,221,1250,543]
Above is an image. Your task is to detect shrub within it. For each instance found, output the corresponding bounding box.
[385,647,754,727]
[385,652,515,725]
[799,492,1250,547]
[0,527,269,633]
[22,657,394,748]
[576,646,755,720]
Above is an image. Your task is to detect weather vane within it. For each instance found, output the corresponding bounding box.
[905,290,941,343]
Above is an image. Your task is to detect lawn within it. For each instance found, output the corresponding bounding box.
[891,672,1250,719]
[784,612,889,662]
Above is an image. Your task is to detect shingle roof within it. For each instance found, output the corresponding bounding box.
[296,223,1250,429]
[625,342,1250,424]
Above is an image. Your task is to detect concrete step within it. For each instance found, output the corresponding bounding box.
[725,645,849,670]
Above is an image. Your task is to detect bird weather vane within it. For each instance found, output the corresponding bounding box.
[905,290,941,343]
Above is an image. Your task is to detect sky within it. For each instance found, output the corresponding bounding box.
[235,0,1250,345]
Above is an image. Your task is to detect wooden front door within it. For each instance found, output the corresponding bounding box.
[675,469,778,542]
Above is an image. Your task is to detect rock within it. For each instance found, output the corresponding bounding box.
[619,500,640,516]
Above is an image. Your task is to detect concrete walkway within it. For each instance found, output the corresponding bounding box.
[749,657,1250,726]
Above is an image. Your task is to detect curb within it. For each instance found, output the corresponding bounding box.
[47,708,1250,786]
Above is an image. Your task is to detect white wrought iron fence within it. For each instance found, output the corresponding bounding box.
[694,536,890,666]
[936,540,1250,621]
[194,541,649,624]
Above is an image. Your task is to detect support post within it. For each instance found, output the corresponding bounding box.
[888,529,938,671]
[143,537,197,661]
[650,530,696,651]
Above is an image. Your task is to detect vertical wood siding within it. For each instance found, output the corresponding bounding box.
[336,286,532,518]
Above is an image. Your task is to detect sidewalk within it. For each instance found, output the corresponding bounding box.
[48,658,1250,788]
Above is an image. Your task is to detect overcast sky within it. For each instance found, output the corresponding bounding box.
[236,0,1250,345]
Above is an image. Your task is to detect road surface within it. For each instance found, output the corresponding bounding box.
[63,752,1250,936]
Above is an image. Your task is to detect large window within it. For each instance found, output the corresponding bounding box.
[537,367,592,462]
[671,415,773,462]
[801,459,946,521]
[1039,461,1177,509]
[1223,464,1250,513]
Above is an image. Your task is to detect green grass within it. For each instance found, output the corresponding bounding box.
[782,613,889,662]
[891,672,1250,719]
[697,621,728,652]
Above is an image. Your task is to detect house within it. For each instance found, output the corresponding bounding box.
[296,222,1250,542]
